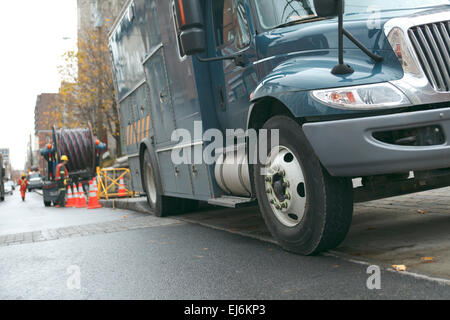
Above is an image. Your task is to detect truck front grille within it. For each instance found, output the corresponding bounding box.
[408,21,450,92]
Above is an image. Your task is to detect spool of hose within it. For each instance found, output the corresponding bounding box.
[53,125,96,177]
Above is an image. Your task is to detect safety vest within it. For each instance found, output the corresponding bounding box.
[55,164,68,181]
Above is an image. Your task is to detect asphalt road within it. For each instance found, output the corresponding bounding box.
[1,191,449,300]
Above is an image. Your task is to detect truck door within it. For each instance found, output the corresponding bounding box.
[209,0,258,132]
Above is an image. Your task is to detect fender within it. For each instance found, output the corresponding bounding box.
[139,138,154,161]
[249,49,404,121]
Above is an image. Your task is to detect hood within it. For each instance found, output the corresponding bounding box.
[255,6,450,75]
[257,6,449,57]
[251,5,450,100]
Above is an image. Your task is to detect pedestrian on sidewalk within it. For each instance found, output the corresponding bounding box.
[18,173,28,202]
[55,155,70,208]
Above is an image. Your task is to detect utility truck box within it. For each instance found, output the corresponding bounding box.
[109,0,450,255]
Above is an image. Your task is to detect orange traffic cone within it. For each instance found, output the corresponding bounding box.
[88,179,102,209]
[72,184,80,207]
[76,183,88,208]
[93,177,99,196]
[66,185,75,207]
[117,177,128,198]
[93,178,101,199]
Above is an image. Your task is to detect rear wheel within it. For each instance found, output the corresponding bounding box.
[44,200,52,207]
[142,148,198,217]
[254,116,353,255]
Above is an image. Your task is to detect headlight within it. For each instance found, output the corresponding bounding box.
[311,83,411,110]
[387,27,422,77]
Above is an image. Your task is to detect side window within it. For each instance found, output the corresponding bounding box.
[172,1,186,59]
[213,0,250,51]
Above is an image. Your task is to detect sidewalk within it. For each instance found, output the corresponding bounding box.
[100,197,151,214]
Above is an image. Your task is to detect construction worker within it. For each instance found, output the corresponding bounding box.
[55,155,70,208]
[18,174,28,202]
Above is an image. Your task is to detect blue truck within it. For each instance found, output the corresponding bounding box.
[109,0,450,255]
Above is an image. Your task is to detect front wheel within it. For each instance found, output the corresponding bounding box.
[254,116,353,255]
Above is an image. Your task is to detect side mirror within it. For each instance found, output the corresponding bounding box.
[313,0,340,18]
[175,0,206,55]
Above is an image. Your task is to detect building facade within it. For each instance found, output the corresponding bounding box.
[78,0,128,32]
[34,93,59,173]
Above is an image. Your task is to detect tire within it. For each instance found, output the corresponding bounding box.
[141,147,199,217]
[44,200,52,207]
[253,116,353,255]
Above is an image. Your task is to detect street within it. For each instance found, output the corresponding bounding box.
[2,0,450,305]
[1,191,450,300]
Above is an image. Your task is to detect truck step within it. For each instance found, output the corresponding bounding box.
[208,196,257,208]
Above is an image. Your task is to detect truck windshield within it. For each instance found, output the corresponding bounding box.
[254,0,450,30]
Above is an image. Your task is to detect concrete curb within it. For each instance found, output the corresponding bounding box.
[100,198,151,215]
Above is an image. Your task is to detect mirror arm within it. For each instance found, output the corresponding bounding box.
[332,0,354,75]
[195,55,235,63]
[195,53,246,67]
[331,0,382,75]
[343,29,383,63]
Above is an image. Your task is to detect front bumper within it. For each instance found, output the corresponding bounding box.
[303,107,450,177]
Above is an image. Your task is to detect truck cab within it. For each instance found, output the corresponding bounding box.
[110,0,450,255]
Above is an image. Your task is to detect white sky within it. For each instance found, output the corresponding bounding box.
[0,0,78,170]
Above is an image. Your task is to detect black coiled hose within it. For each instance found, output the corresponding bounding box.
[54,127,95,177]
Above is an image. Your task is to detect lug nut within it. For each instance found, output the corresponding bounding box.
[281,202,288,209]
[265,176,272,183]
[266,188,272,194]
[280,170,286,177]
[270,199,275,205]
[283,181,290,188]
[285,193,291,200]
[275,204,282,210]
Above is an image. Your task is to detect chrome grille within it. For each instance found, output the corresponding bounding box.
[408,21,450,92]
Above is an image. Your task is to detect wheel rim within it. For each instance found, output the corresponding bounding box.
[263,146,307,228]
[144,160,157,206]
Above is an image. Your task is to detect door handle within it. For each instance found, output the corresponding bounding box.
[159,91,166,103]
[218,85,226,111]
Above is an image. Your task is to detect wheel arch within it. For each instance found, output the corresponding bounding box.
[247,97,297,131]
[139,139,157,194]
